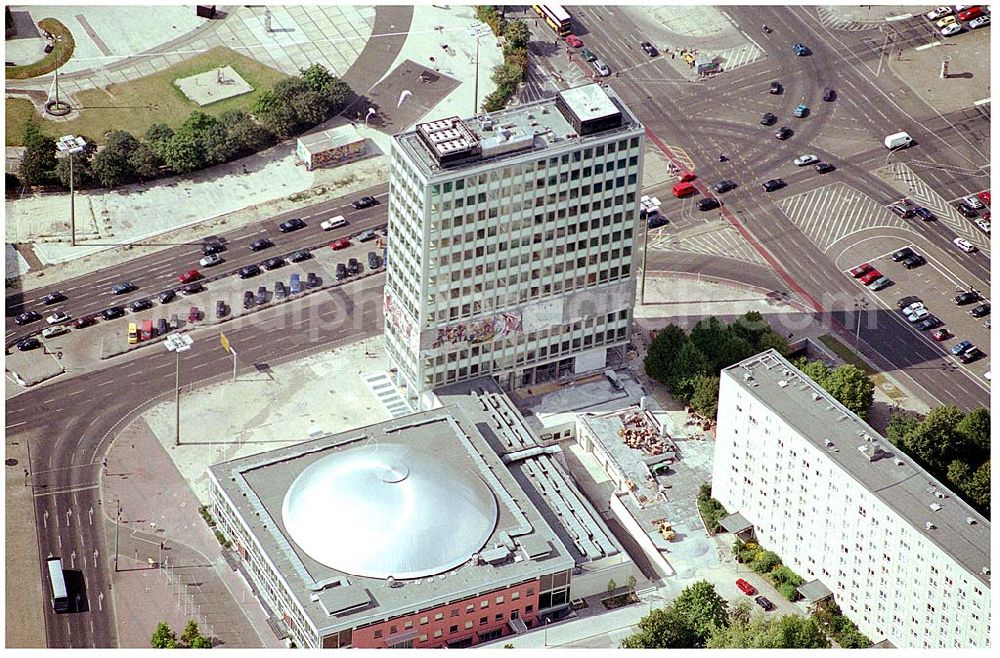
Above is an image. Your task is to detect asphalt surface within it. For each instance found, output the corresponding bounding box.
[7,275,385,647]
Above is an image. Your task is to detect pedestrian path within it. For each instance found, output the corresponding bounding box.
[648,226,766,266]
[362,372,413,418]
[813,6,884,31]
[776,182,909,253]
[715,41,766,72]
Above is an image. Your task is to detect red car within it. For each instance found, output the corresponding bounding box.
[188,306,200,323]
[678,171,697,183]
[931,328,951,341]
[736,578,757,595]
[958,6,983,20]
[72,315,96,329]
[330,238,351,250]
[178,269,201,284]
[565,35,583,48]
[849,263,873,278]
[978,190,990,206]
[859,269,882,285]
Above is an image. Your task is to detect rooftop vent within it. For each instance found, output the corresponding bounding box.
[778,380,789,388]
[894,458,905,466]
[934,491,946,499]
[966,517,977,525]
[929,503,942,512]
[812,392,822,401]
[982,567,990,576]
[783,369,791,377]
[744,373,753,382]
[824,439,834,447]
[924,521,936,531]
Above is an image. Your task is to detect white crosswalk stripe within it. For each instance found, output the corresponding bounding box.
[714,42,767,72]
[813,7,883,31]
[362,372,414,418]
[776,182,910,252]
[885,163,991,253]
[658,144,696,172]
[648,226,766,265]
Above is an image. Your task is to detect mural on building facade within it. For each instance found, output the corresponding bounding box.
[385,291,417,352]
[431,311,523,349]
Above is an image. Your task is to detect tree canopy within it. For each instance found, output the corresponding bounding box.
[19,122,57,186]
[708,613,830,648]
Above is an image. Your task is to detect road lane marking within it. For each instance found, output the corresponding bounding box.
[914,41,940,51]
[5,421,26,429]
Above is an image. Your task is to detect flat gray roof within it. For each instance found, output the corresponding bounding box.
[298,125,364,154]
[723,350,990,587]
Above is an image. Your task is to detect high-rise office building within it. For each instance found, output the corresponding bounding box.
[384,84,645,408]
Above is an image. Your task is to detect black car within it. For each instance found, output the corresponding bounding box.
[352,196,379,209]
[238,264,261,279]
[263,257,285,270]
[102,306,126,320]
[769,81,782,94]
[256,286,268,305]
[954,291,980,305]
[278,218,306,233]
[289,249,311,263]
[201,242,225,256]
[16,337,41,351]
[815,162,835,174]
[41,292,66,305]
[647,213,668,229]
[955,202,978,218]
[368,251,380,270]
[914,206,935,221]
[774,127,793,140]
[916,315,941,331]
[640,41,658,56]
[215,300,227,319]
[129,298,153,312]
[182,283,204,295]
[959,347,984,364]
[275,281,288,299]
[159,290,177,304]
[111,282,136,295]
[336,263,348,281]
[762,179,785,192]
[347,257,362,276]
[902,254,926,269]
[760,112,777,126]
[971,303,991,318]
[306,272,319,288]
[754,596,775,611]
[14,311,41,325]
[713,180,737,193]
[357,230,377,243]
[891,247,915,262]
[243,290,255,309]
[250,238,273,251]
[696,198,721,211]
[897,295,921,310]
[822,87,836,102]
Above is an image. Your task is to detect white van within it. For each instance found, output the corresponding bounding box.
[320,215,348,231]
[592,59,610,77]
[884,132,913,150]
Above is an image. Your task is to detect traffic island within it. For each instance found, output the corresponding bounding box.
[5,18,75,80]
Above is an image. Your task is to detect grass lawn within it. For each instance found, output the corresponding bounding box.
[5,18,75,80]
[817,333,876,375]
[5,46,289,146]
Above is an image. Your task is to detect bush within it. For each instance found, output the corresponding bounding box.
[778,582,799,601]
[214,530,231,549]
[696,495,729,533]
[198,505,216,527]
[750,550,781,574]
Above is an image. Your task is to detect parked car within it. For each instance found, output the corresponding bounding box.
[793,103,808,118]
[953,237,977,253]
[940,22,962,36]
[902,254,926,269]
[16,337,41,351]
[761,178,785,192]
[352,196,379,209]
[959,347,984,364]
[157,318,168,336]
[41,325,69,339]
[815,163,835,174]
[592,58,611,77]
[971,303,991,318]
[278,218,306,232]
[178,269,201,284]
[955,203,978,218]
[901,301,925,315]
[290,273,302,294]
[243,291,255,309]
[73,315,96,329]
[170,314,179,330]
[188,306,200,323]
[41,292,66,305]
[238,264,261,279]
[931,328,951,341]
[897,295,921,310]
[289,249,311,263]
[769,81,783,94]
[736,579,757,596]
[647,213,669,229]
[102,307,125,320]
[859,269,882,285]
[975,219,991,234]
[849,263,873,278]
[111,282,136,295]
[357,230,377,242]
[256,286,268,305]
[347,257,362,276]
[306,272,319,289]
[368,251,380,270]
[249,238,273,251]
[159,290,177,304]
[336,262,348,281]
[916,315,941,331]
[128,298,153,313]
[906,307,929,323]
[320,215,349,231]
[580,46,597,62]
[794,154,818,166]
[963,194,985,210]
[677,171,697,183]
[936,14,958,28]
[977,190,991,206]
[640,41,658,56]
[957,6,984,21]
[792,43,809,56]
[914,206,935,221]
[215,300,227,319]
[891,247,915,262]
[201,241,225,256]
[565,34,583,48]
[926,6,952,20]
[774,127,793,140]
[760,112,777,126]
[755,596,775,611]
[969,15,991,28]
[951,340,973,356]
[713,180,737,193]
[696,198,721,211]
[869,276,892,291]
[275,281,288,299]
[822,87,836,102]
[330,237,351,250]
[263,257,285,270]
[14,311,41,325]
[46,311,70,324]
[182,282,204,295]
[199,254,223,267]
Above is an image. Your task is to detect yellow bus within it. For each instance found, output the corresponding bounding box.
[532,5,572,37]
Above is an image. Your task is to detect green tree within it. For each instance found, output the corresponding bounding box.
[644,324,687,384]
[291,90,330,127]
[189,636,213,648]
[672,580,729,645]
[503,19,531,51]
[200,124,238,165]
[688,375,720,419]
[606,577,617,597]
[323,78,352,113]
[822,364,875,419]
[54,153,91,188]
[252,88,282,116]
[219,110,273,156]
[272,76,311,103]
[492,61,525,89]
[177,110,221,137]
[300,62,336,95]
[885,412,919,447]
[259,103,300,140]
[145,123,175,159]
[19,121,57,186]
[729,311,770,349]
[947,459,973,492]
[181,619,201,647]
[798,360,831,385]
[150,621,178,648]
[956,407,990,460]
[757,330,790,356]
[161,132,207,174]
[621,605,699,649]
[708,614,830,648]
[664,341,709,399]
[904,405,965,471]
[128,142,162,180]
[967,461,990,514]
[689,317,728,363]
[750,550,781,574]
[90,130,141,187]
[712,334,755,372]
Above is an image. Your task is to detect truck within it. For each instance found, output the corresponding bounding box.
[884,132,913,150]
[140,319,154,341]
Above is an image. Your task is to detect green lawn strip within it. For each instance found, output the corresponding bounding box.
[5,98,38,146]
[5,46,289,145]
[5,18,76,80]
[816,334,876,376]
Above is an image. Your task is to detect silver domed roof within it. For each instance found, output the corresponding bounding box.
[281,442,498,579]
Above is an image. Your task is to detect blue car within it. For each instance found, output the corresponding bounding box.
[951,340,973,356]
[793,103,809,118]
[793,43,809,56]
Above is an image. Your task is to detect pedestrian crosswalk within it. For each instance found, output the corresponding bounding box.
[776,182,910,253]
[813,6,883,31]
[362,372,413,418]
[713,41,767,72]
[648,225,766,266]
[883,163,991,253]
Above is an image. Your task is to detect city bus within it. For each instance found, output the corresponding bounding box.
[46,556,69,613]
[532,5,572,37]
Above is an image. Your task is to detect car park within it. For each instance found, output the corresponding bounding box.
[16,337,41,351]
[188,306,200,323]
[792,43,809,56]
[102,307,126,320]
[201,241,225,256]
[73,315,96,329]
[250,238,273,251]
[336,263,348,281]
[278,218,306,232]
[565,35,583,48]
[859,269,882,285]
[696,198,720,211]
[14,311,41,325]
[46,311,70,324]
[199,254,223,267]
[320,215,349,231]
[263,257,285,270]
[936,15,958,28]
[178,269,201,284]
[238,264,261,279]
[969,15,990,28]
[940,22,962,36]
[275,281,288,299]
[954,290,980,305]
[951,340,973,356]
[963,194,985,210]
[215,300,227,319]
[306,272,319,288]
[243,291,255,309]
[931,328,951,341]
[916,315,941,331]
[926,6,952,20]
[289,249,311,263]
[815,163,835,174]
[760,112,777,125]
[955,202,978,218]
[182,282,204,295]
[111,282,136,295]
[158,290,176,304]
[368,251,380,270]
[957,6,984,21]
[888,203,915,218]
[330,237,351,250]
[755,596,775,611]
[953,238,977,253]
[971,303,990,318]
[906,307,929,323]
[128,298,153,313]
[869,276,892,291]
[352,196,379,209]
[256,286,268,305]
[794,154,818,166]
[736,579,757,595]
[774,127,793,140]
[793,103,808,118]
[914,207,935,221]
[897,295,921,310]
[850,263,873,278]
[891,247,915,262]
[762,179,785,192]
[41,292,65,305]
[822,87,835,102]
[902,254,926,269]
[959,347,984,364]
[640,41,658,56]
[357,230,377,242]
[580,47,597,62]
[713,180,737,193]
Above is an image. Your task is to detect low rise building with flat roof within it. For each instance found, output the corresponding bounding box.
[712,350,990,649]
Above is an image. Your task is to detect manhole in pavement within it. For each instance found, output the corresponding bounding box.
[6,458,19,466]
[880,382,897,392]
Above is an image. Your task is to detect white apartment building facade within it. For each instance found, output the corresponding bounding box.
[713,351,990,649]
[384,84,644,408]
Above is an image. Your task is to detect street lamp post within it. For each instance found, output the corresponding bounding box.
[469,23,493,114]
[854,298,869,354]
[164,333,194,447]
[56,135,87,246]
